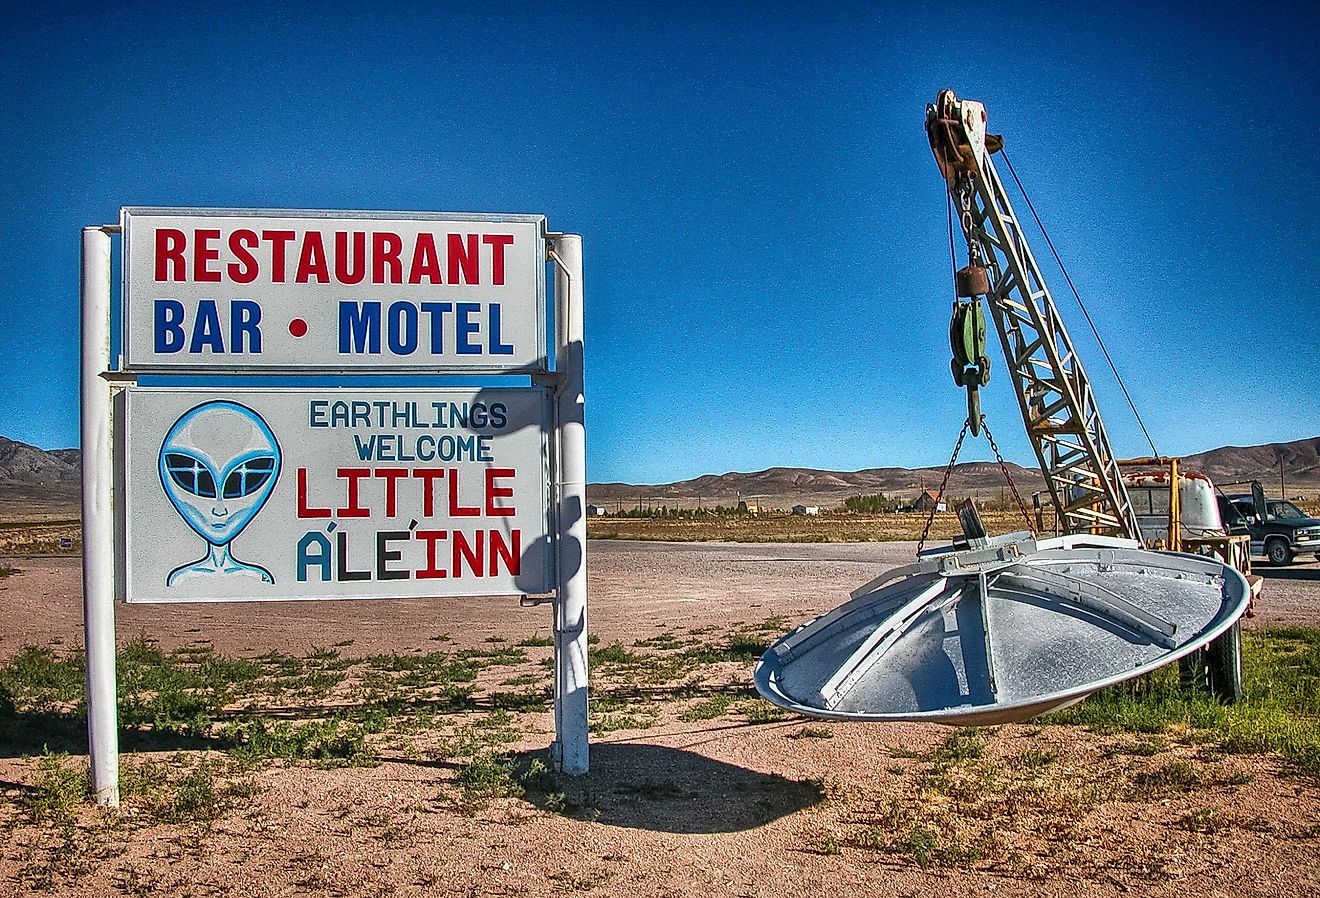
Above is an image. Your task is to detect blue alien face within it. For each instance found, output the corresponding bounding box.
[159,401,281,547]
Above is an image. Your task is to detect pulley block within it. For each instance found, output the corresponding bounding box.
[949,298,989,385]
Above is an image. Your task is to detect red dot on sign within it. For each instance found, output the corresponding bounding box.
[289,319,308,337]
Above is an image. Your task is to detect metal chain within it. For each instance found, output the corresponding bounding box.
[917,418,972,557]
[955,179,982,268]
[981,416,1036,533]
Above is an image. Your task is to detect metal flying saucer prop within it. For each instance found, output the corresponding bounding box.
[754,534,1250,725]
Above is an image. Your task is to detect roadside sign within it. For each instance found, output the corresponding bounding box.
[121,208,547,372]
[81,214,589,802]
[123,387,552,602]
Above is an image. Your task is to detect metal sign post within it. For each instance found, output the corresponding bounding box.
[79,211,589,807]
[80,226,119,806]
[549,235,588,775]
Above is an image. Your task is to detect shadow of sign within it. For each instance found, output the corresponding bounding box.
[468,378,582,598]
[516,742,823,833]
[0,710,222,759]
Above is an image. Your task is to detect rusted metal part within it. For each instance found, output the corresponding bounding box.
[956,264,990,297]
[926,89,970,182]
[926,89,1005,181]
[1126,470,1171,485]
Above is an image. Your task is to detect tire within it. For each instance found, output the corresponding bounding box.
[1206,622,1243,704]
[1265,538,1293,566]
[1178,648,1207,692]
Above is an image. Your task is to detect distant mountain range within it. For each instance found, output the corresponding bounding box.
[588,436,1320,508]
[1,434,1316,510]
[588,461,1047,508]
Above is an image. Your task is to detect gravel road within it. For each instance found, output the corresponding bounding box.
[2,541,1316,660]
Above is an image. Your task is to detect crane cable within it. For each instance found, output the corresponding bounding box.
[998,150,1159,458]
[946,192,959,299]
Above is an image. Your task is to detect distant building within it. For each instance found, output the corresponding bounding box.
[586,504,608,517]
[792,504,819,515]
[910,490,947,513]
[738,499,762,514]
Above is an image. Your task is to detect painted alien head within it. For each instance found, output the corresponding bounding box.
[159,401,281,547]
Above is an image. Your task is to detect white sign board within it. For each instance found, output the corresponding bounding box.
[121,208,547,372]
[123,387,552,602]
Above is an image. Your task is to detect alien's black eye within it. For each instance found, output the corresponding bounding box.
[222,456,276,499]
[165,453,217,498]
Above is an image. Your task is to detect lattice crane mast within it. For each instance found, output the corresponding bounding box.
[925,90,1143,540]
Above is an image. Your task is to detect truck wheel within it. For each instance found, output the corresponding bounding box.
[1206,622,1243,704]
[1265,538,1293,566]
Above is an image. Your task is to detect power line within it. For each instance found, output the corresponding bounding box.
[999,150,1160,458]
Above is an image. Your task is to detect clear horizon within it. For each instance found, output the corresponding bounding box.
[4,2,1317,483]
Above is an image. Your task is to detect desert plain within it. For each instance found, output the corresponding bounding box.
[1,539,1318,897]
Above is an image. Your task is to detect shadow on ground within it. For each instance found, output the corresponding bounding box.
[1258,564,1320,582]
[517,741,822,834]
[0,710,220,758]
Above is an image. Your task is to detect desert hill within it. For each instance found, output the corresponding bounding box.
[588,435,1320,510]
[589,460,1046,509]
[1180,437,1320,491]
[1,434,1316,514]
[0,436,81,502]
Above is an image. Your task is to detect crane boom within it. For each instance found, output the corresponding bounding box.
[926,89,1142,540]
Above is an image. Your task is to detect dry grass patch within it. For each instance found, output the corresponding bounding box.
[841,725,1272,877]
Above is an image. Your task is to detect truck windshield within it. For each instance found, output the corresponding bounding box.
[1266,501,1307,519]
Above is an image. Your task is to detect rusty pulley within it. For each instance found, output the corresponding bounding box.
[925,89,1005,182]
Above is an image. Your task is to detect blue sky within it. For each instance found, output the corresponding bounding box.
[3,1,1316,484]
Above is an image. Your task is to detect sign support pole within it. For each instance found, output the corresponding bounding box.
[81,226,120,807]
[550,234,589,775]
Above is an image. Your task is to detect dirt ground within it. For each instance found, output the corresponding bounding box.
[7,541,1319,658]
[2,541,1319,897]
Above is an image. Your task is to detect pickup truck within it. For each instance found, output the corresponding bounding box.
[1217,494,1320,566]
